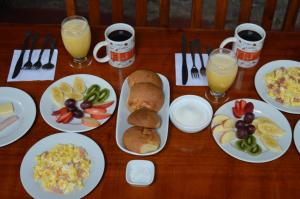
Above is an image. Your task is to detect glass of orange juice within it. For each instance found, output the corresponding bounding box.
[61,15,92,68]
[205,48,238,103]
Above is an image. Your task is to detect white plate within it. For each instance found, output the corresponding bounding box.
[0,87,36,147]
[116,74,170,156]
[20,132,105,199]
[293,120,300,154]
[255,60,300,114]
[213,98,292,163]
[40,74,117,133]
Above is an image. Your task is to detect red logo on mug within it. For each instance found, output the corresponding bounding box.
[110,48,135,62]
[236,49,261,61]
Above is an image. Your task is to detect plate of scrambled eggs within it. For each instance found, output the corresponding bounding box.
[255,60,300,114]
[20,132,104,199]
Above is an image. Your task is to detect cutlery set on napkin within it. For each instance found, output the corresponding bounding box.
[175,34,209,86]
[7,31,58,82]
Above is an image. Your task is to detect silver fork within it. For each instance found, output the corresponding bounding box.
[189,41,199,78]
[194,40,206,76]
[42,37,56,70]
[195,39,206,76]
[23,33,39,70]
[32,33,51,69]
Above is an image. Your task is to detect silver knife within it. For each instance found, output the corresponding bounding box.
[181,33,188,85]
[198,40,205,70]
[12,31,32,79]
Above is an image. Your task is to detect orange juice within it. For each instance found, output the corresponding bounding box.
[206,53,238,93]
[61,18,91,58]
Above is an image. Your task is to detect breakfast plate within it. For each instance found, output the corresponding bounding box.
[116,74,170,156]
[0,87,36,147]
[255,60,300,114]
[40,74,117,133]
[20,132,105,199]
[293,120,300,154]
[213,98,292,163]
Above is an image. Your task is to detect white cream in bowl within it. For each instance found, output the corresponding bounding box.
[170,95,213,133]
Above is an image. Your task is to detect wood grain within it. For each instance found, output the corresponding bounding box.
[64,0,298,31]
[239,0,253,24]
[88,0,101,25]
[0,24,300,199]
[112,0,123,23]
[283,0,300,31]
[191,0,202,28]
[159,0,170,27]
[65,0,76,16]
[136,0,148,26]
[262,0,277,30]
[215,0,228,29]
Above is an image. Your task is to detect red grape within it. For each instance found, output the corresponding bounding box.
[73,109,84,118]
[247,124,256,135]
[65,98,76,108]
[244,112,255,123]
[236,127,249,139]
[235,120,246,129]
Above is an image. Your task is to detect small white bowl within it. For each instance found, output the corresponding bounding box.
[169,95,213,133]
[126,160,155,186]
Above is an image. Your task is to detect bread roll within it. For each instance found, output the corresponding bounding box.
[123,126,160,154]
[128,108,161,128]
[127,83,164,112]
[128,69,162,89]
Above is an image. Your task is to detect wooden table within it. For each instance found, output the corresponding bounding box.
[0,24,300,199]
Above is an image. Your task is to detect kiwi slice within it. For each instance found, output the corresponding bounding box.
[245,135,256,147]
[247,144,262,156]
[235,140,249,151]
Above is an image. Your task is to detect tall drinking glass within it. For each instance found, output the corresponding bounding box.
[61,15,92,68]
[205,48,238,103]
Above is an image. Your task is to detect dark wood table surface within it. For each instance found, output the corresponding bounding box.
[0,23,300,199]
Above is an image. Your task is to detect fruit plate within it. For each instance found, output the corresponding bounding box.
[40,74,117,133]
[255,60,300,114]
[116,74,170,156]
[0,87,36,147]
[212,98,292,163]
[293,120,300,154]
[20,132,104,199]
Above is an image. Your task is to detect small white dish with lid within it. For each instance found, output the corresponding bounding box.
[169,95,213,133]
[126,160,155,186]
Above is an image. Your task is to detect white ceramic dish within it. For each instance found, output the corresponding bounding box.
[213,98,292,163]
[116,74,170,156]
[40,74,117,133]
[126,160,155,186]
[0,87,36,147]
[169,95,213,133]
[20,132,105,199]
[255,60,300,114]
[293,120,300,154]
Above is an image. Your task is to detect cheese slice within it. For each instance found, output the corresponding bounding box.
[0,102,14,115]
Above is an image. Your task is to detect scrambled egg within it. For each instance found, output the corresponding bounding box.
[33,144,91,194]
[264,67,300,106]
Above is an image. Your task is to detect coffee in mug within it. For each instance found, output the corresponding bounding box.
[93,23,135,68]
[220,23,266,68]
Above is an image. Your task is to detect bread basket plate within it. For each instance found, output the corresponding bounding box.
[116,74,170,156]
[40,74,117,133]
